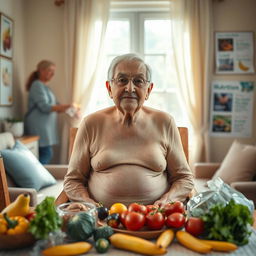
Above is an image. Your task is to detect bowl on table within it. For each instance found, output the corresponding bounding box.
[0,232,36,249]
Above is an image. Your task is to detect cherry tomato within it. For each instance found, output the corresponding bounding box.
[185,217,204,237]
[165,212,186,228]
[106,213,120,228]
[146,205,159,213]
[120,210,129,227]
[146,211,165,230]
[163,201,185,216]
[125,211,146,231]
[109,203,127,215]
[26,211,36,221]
[128,203,147,215]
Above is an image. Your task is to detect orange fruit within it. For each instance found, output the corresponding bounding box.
[109,203,127,215]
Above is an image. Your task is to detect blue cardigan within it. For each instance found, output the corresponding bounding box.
[25,80,58,147]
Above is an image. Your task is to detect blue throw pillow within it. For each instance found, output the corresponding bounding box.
[1,141,56,191]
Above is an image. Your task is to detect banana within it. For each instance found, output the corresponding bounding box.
[109,233,166,255]
[1,194,30,217]
[239,61,249,71]
[42,242,92,256]
[156,229,175,249]
[176,231,212,254]
[200,240,238,252]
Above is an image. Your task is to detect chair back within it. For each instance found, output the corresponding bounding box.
[0,154,10,211]
[55,126,189,206]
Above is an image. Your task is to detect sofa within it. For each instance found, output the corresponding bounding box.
[0,132,67,206]
[193,162,256,205]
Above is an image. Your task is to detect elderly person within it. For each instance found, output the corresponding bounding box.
[64,53,194,208]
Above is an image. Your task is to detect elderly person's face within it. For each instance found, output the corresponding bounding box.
[106,60,153,113]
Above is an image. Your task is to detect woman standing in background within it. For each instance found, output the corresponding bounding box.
[24,60,72,164]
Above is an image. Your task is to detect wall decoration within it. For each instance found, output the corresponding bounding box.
[215,32,254,74]
[0,57,13,105]
[0,13,13,59]
[210,80,254,137]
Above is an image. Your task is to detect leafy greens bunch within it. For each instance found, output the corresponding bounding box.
[29,197,62,239]
[201,199,253,245]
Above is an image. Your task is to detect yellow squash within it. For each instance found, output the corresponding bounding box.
[1,194,30,217]
[200,240,238,252]
[156,229,175,249]
[110,233,166,255]
[42,242,92,256]
[176,231,212,254]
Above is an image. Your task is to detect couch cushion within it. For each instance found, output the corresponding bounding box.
[1,141,56,191]
[212,140,256,184]
[37,180,63,204]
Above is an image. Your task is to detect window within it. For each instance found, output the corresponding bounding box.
[86,4,189,127]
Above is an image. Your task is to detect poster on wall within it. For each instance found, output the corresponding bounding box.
[0,13,13,59]
[215,32,254,74]
[210,80,254,137]
[0,57,13,106]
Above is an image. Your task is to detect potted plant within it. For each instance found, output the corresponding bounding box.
[4,118,24,137]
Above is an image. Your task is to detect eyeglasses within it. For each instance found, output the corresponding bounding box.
[111,76,150,88]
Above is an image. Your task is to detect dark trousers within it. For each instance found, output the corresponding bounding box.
[39,146,53,164]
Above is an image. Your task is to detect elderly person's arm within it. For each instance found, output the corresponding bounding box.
[154,117,194,206]
[63,118,97,205]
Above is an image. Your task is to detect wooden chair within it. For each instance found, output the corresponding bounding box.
[0,153,11,211]
[55,127,189,205]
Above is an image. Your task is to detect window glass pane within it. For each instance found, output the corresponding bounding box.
[105,20,130,54]
[144,20,171,54]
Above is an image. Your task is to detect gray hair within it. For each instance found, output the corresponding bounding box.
[107,53,152,82]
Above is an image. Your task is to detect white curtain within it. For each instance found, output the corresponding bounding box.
[60,0,110,163]
[169,0,213,165]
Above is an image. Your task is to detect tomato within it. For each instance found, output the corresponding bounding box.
[120,210,129,227]
[109,203,127,215]
[146,205,159,213]
[185,217,204,237]
[26,211,36,221]
[128,203,147,215]
[163,201,185,216]
[146,211,165,230]
[106,213,120,228]
[165,212,186,228]
[125,211,146,231]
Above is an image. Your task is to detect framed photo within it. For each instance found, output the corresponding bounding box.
[215,32,255,74]
[0,13,13,58]
[0,57,13,105]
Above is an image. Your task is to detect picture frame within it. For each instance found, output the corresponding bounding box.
[0,56,13,106]
[0,13,13,59]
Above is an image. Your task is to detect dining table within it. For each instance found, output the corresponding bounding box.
[0,211,255,256]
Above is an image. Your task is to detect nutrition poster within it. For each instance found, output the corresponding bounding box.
[210,81,254,137]
[215,32,254,74]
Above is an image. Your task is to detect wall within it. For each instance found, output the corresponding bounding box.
[0,0,26,122]
[211,0,256,161]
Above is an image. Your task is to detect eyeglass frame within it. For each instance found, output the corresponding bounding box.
[110,76,150,88]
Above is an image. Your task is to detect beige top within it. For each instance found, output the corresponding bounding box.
[64,106,194,208]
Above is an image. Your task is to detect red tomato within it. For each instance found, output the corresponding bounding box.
[166,212,186,228]
[185,217,204,237]
[120,210,129,227]
[125,211,146,231]
[128,203,148,215]
[146,205,159,213]
[26,211,36,221]
[163,201,185,216]
[146,211,165,230]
